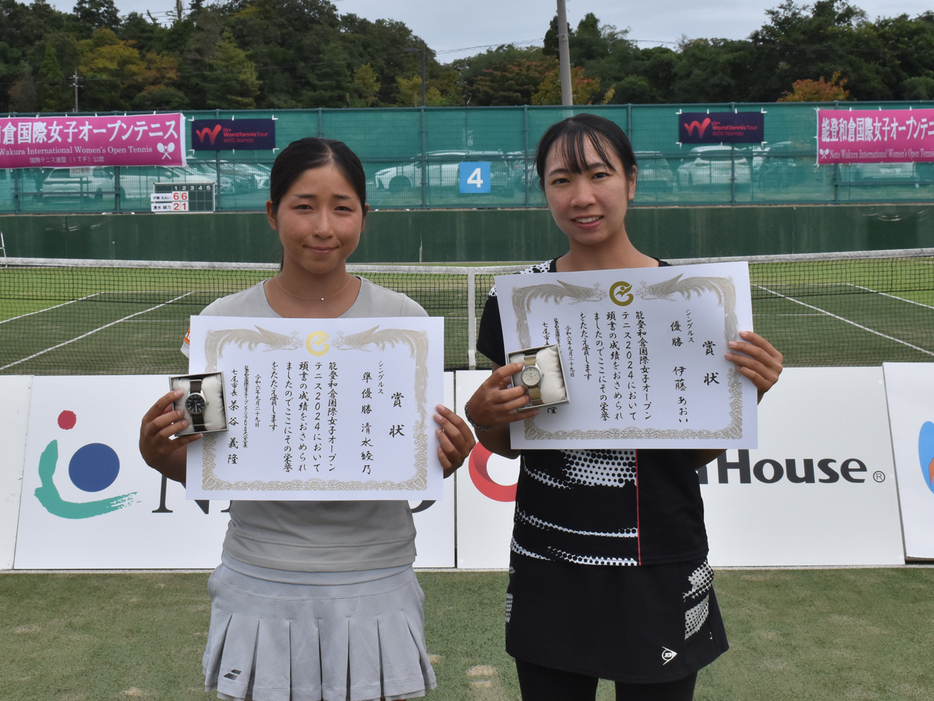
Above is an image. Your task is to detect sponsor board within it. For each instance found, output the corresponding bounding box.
[12,375,454,570]
[702,367,903,567]
[455,371,518,570]
[883,363,934,560]
[191,119,275,151]
[679,112,764,144]
[454,368,904,569]
[0,376,32,570]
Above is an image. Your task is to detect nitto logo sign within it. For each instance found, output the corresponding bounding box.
[698,450,885,485]
[34,410,137,519]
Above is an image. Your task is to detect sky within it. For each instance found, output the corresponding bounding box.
[48,0,934,63]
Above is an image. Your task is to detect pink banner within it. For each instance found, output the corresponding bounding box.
[817,108,934,164]
[0,113,186,169]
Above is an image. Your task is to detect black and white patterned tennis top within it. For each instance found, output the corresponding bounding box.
[477,259,709,567]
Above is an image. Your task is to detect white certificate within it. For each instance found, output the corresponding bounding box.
[495,262,757,449]
[185,316,445,500]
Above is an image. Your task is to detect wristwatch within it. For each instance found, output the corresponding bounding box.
[185,378,208,433]
[520,353,544,405]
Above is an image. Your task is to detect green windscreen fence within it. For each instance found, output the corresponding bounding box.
[2,249,933,376]
[3,103,934,214]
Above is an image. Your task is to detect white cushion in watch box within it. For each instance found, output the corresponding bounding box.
[169,372,228,435]
[508,344,569,410]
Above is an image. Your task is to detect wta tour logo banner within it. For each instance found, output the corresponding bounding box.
[192,119,275,151]
[817,108,934,164]
[0,114,186,169]
[678,112,764,144]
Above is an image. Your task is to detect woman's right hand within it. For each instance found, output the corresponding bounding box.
[464,362,538,459]
[466,362,540,429]
[138,390,201,483]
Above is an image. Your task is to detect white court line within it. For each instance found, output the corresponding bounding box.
[0,291,195,371]
[0,293,102,325]
[756,284,934,358]
[849,283,934,310]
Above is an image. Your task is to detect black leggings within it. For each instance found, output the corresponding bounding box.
[515,659,698,701]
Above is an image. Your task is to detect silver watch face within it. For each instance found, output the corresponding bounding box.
[185,392,206,415]
[521,365,542,387]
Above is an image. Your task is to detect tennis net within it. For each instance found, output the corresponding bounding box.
[1,250,932,375]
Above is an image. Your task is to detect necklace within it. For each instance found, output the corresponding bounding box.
[273,274,354,302]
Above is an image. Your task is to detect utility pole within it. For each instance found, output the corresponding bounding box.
[556,0,572,106]
[69,70,81,112]
[403,47,427,107]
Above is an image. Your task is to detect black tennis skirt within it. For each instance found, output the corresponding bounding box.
[505,553,729,684]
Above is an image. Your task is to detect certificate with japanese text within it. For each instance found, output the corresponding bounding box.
[495,262,757,449]
[185,316,445,500]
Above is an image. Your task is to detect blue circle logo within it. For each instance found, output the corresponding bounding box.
[68,443,120,493]
[33,411,137,519]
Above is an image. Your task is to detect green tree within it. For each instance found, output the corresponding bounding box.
[204,29,260,108]
[531,64,600,105]
[458,45,551,105]
[72,0,120,34]
[37,41,66,111]
[78,27,146,109]
[8,61,38,111]
[350,62,380,106]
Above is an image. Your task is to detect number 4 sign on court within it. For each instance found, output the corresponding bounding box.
[459,161,491,193]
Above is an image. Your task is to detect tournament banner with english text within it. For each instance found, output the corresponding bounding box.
[817,108,934,164]
[0,114,187,169]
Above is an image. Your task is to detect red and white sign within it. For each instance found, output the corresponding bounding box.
[817,108,934,164]
[0,113,187,169]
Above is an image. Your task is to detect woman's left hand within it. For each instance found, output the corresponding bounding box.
[726,330,784,402]
[434,404,477,478]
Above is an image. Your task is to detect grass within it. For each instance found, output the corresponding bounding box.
[1,568,933,700]
[1,256,933,375]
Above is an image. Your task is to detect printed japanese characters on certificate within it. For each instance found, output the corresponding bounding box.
[494,262,758,449]
[185,316,445,501]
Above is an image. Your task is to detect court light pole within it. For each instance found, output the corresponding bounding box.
[403,47,427,107]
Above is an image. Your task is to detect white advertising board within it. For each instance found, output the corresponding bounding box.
[455,371,519,570]
[453,368,904,569]
[411,370,456,568]
[15,376,231,569]
[13,375,455,570]
[0,376,32,570]
[702,367,904,567]
[883,363,934,560]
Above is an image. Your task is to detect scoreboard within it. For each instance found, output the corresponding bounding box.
[150,182,216,212]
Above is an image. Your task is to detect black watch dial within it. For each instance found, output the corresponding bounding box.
[185,392,206,415]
